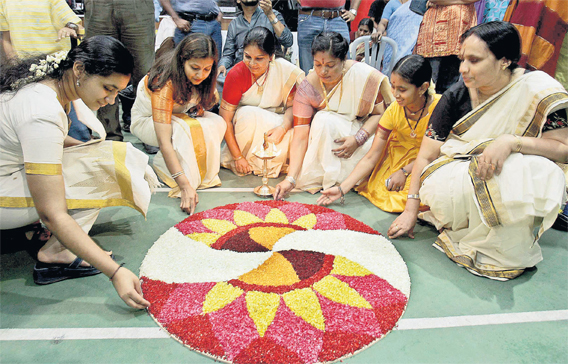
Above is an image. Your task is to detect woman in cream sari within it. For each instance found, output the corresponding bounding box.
[0,36,155,308]
[220,27,304,177]
[389,22,568,280]
[131,33,226,215]
[274,32,394,199]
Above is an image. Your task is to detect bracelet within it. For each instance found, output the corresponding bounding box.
[109,263,125,281]
[285,175,296,187]
[354,128,370,146]
[171,170,185,179]
[513,135,523,153]
[337,185,345,205]
[234,155,243,161]
[407,194,420,200]
[65,22,79,32]
[401,167,410,177]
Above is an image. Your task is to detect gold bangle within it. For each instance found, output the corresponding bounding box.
[234,155,243,161]
[513,135,523,153]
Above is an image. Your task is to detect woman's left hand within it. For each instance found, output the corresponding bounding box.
[476,134,515,181]
[332,136,359,159]
[266,126,287,145]
[386,170,406,192]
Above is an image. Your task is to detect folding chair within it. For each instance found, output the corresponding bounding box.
[349,35,398,75]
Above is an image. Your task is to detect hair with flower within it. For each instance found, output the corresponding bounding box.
[0,35,134,95]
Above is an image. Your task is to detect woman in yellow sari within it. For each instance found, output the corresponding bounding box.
[390,22,568,280]
[274,32,394,199]
[317,55,440,212]
[131,33,226,215]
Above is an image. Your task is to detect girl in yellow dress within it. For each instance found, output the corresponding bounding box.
[317,54,440,212]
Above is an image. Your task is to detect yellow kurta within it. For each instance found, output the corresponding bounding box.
[356,95,441,212]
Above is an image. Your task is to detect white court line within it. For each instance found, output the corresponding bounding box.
[155,187,254,193]
[1,310,567,341]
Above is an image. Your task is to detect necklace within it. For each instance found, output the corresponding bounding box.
[253,64,269,94]
[319,71,344,111]
[405,95,427,115]
[403,94,428,138]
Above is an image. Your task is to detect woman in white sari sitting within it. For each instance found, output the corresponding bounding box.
[389,22,568,280]
[274,32,395,199]
[0,36,155,308]
[220,27,304,177]
[131,33,226,215]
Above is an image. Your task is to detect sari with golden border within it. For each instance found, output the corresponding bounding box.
[419,70,568,280]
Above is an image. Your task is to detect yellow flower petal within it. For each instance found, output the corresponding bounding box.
[330,256,372,277]
[282,288,325,331]
[238,252,300,286]
[234,210,264,226]
[187,233,221,247]
[202,282,244,314]
[312,276,372,309]
[248,226,297,250]
[292,213,317,229]
[201,219,237,235]
[264,208,289,224]
[245,291,280,337]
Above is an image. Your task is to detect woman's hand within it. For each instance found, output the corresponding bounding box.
[386,170,407,192]
[111,267,150,309]
[388,210,418,239]
[273,179,294,200]
[218,65,227,77]
[316,186,342,206]
[235,157,252,175]
[180,185,199,215]
[476,134,515,181]
[266,126,287,145]
[332,136,359,159]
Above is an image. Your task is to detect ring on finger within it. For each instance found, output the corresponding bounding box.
[490,163,496,170]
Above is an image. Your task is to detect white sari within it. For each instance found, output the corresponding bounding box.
[220,58,305,178]
[419,70,568,279]
[131,75,227,197]
[297,62,394,192]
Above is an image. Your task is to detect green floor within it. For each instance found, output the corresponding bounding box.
[1,135,567,364]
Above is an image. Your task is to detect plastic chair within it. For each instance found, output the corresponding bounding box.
[349,35,398,75]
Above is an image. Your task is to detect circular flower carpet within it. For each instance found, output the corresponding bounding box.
[140,201,410,364]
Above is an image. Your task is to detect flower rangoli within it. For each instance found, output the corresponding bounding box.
[140,201,410,363]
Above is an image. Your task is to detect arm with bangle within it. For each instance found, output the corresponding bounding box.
[154,122,198,215]
[318,125,391,206]
[219,104,252,174]
[388,137,443,239]
[273,122,310,200]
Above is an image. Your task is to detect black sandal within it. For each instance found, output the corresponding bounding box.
[33,257,101,285]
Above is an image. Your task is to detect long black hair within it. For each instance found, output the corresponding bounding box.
[148,33,218,109]
[461,21,521,71]
[0,35,133,94]
[311,32,349,61]
[243,26,283,58]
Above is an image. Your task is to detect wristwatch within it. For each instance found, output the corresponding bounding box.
[270,17,279,25]
[349,9,357,16]
[65,22,79,32]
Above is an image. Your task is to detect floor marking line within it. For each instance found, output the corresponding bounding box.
[155,187,255,193]
[1,310,567,341]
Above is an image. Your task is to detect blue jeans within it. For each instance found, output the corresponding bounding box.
[297,13,350,74]
[174,19,223,59]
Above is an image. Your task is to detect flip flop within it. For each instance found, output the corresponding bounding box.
[33,257,101,285]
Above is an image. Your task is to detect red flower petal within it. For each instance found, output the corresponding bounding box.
[334,275,408,309]
[208,294,259,360]
[313,212,346,230]
[175,220,213,235]
[317,331,375,363]
[233,337,304,364]
[141,278,178,317]
[164,314,225,357]
[158,282,217,324]
[236,201,272,219]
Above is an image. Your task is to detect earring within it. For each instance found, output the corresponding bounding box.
[76,79,80,87]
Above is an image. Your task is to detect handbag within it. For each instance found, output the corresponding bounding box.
[409,0,429,16]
